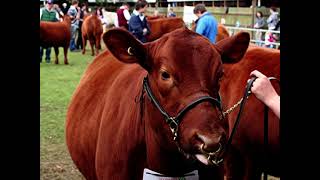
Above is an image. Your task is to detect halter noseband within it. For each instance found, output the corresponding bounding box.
[143,76,223,141]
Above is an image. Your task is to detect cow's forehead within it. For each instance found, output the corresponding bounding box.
[152,28,220,65]
[149,29,222,83]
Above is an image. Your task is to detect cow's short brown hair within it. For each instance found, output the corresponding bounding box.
[135,0,148,10]
[193,4,207,14]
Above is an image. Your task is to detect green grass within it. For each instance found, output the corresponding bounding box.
[40,46,96,180]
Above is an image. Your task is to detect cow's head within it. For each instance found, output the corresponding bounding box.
[103,28,249,166]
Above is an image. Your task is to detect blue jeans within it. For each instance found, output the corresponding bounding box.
[70,23,78,51]
[40,46,51,62]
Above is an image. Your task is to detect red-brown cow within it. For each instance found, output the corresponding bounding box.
[216,24,230,42]
[146,15,166,20]
[82,14,103,56]
[40,15,71,64]
[220,45,280,179]
[147,17,185,42]
[66,28,250,180]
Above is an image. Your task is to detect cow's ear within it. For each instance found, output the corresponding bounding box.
[215,31,250,63]
[103,28,150,69]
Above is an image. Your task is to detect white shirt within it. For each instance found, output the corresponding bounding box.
[121,6,131,21]
[133,9,145,21]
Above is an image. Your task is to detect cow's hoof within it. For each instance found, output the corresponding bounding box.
[55,61,59,64]
[64,62,69,65]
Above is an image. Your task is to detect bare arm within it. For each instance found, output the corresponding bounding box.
[250,70,280,118]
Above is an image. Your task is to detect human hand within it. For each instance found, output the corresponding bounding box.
[250,70,279,107]
[143,28,147,35]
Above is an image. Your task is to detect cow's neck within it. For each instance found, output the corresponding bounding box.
[143,97,197,176]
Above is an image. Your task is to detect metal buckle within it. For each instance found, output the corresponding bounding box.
[166,117,178,141]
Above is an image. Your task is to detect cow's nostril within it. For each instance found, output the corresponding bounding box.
[196,133,222,153]
[202,142,221,153]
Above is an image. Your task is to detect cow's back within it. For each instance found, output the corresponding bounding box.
[40,21,70,47]
[82,15,103,38]
[216,24,230,42]
[66,50,147,179]
[220,46,280,175]
[147,17,185,42]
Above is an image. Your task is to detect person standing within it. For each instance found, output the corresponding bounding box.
[76,3,88,50]
[67,0,81,52]
[193,4,218,44]
[253,11,266,46]
[128,0,150,43]
[167,8,176,17]
[115,3,131,30]
[61,3,69,15]
[40,0,59,63]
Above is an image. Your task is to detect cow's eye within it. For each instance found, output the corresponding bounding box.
[161,71,170,80]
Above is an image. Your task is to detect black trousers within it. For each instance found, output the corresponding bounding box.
[76,22,83,49]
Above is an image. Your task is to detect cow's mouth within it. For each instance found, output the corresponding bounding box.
[194,143,223,166]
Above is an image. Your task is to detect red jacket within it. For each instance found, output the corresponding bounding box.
[116,8,128,29]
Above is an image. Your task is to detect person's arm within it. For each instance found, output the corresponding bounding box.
[123,9,131,21]
[250,70,280,118]
[267,14,273,24]
[114,14,119,27]
[55,12,60,22]
[40,9,43,20]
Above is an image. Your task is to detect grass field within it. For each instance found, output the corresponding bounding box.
[40,47,94,180]
[40,45,279,180]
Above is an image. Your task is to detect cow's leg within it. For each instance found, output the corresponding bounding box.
[82,35,87,55]
[54,47,59,64]
[95,36,101,56]
[64,46,69,65]
[89,38,95,56]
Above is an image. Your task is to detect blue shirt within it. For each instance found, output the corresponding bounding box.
[195,12,218,43]
[128,12,150,43]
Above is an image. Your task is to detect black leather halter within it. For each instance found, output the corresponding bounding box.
[142,76,223,141]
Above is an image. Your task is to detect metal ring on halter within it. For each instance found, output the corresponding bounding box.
[127,47,134,56]
[200,142,222,155]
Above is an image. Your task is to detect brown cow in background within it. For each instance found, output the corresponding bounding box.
[147,17,185,42]
[216,24,230,42]
[40,15,71,64]
[66,28,250,180]
[81,14,103,56]
[220,46,280,179]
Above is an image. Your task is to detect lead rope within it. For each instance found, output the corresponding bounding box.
[222,76,258,158]
[263,77,280,180]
